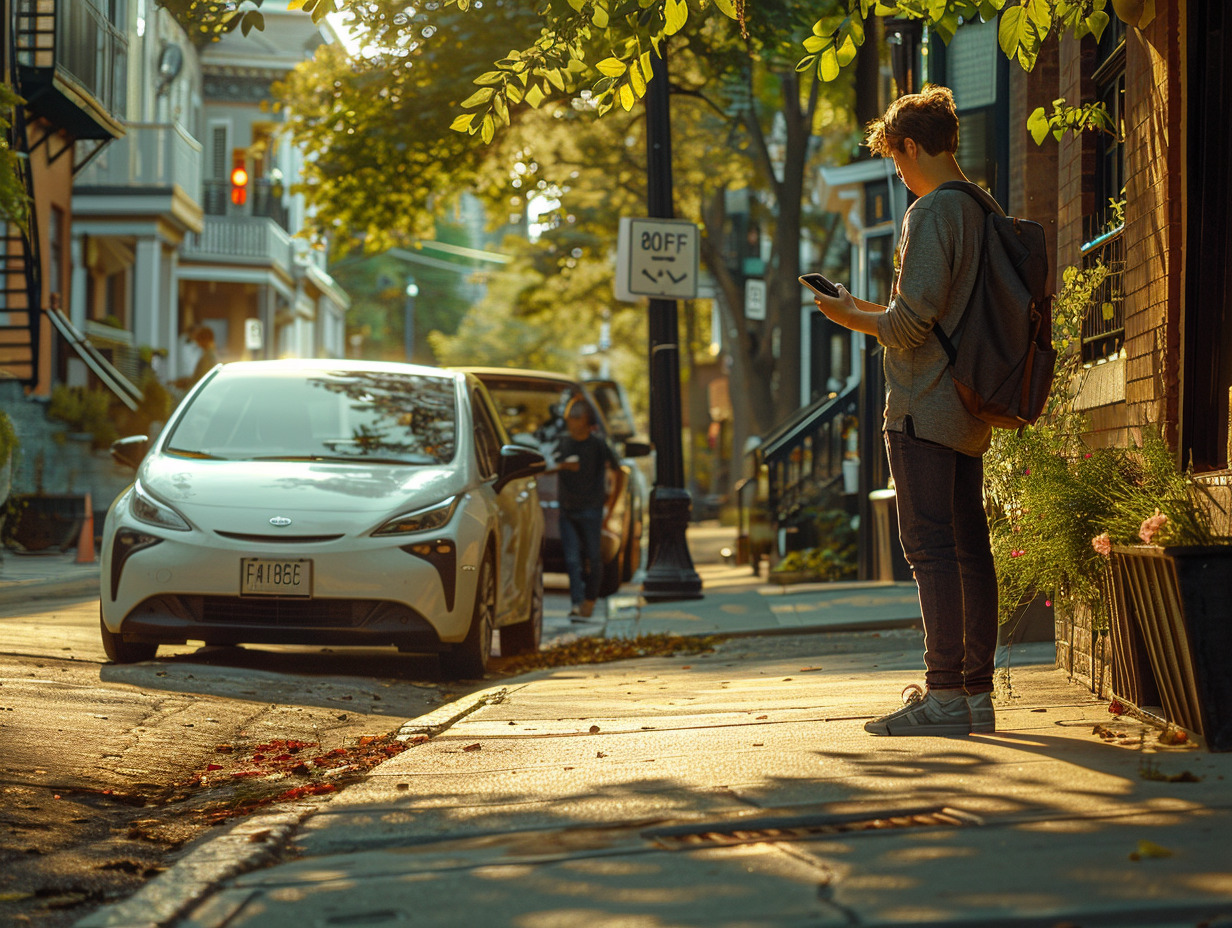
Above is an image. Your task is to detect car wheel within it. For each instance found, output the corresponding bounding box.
[440,552,495,679]
[501,556,543,656]
[99,609,157,663]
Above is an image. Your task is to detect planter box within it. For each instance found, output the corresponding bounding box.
[1109,544,1232,751]
[769,569,821,586]
[2,493,87,552]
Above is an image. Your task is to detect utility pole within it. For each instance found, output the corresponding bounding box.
[642,46,702,602]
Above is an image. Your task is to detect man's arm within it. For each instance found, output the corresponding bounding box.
[812,287,887,337]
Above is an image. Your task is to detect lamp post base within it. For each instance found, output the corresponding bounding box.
[642,487,703,602]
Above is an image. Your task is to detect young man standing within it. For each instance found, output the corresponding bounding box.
[810,86,998,736]
[556,397,622,619]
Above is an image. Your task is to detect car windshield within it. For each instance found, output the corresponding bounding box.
[478,379,594,458]
[164,368,458,464]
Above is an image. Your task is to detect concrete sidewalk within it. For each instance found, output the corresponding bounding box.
[78,616,1232,928]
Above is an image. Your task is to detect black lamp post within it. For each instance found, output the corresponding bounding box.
[641,46,702,602]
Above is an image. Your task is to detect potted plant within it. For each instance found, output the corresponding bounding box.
[1088,434,1232,751]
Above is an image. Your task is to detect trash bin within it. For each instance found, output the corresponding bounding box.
[868,488,912,582]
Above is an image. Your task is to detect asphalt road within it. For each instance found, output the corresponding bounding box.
[0,581,585,928]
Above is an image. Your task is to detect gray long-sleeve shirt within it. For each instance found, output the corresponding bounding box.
[876,185,993,458]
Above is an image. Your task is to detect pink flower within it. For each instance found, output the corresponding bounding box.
[1092,533,1111,557]
[1139,509,1168,545]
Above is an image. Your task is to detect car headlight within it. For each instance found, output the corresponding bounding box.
[373,496,459,536]
[131,482,192,532]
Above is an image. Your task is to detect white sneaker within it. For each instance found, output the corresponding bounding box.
[865,688,970,736]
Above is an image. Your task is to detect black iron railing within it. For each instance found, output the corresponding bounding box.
[1079,219,1125,362]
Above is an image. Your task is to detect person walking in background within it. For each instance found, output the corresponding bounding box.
[556,396,622,620]
[189,326,218,386]
[809,86,998,736]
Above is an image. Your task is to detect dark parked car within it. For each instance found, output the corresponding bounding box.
[455,368,649,596]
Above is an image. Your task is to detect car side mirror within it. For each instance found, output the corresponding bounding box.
[495,444,546,492]
[622,439,652,459]
[110,435,150,470]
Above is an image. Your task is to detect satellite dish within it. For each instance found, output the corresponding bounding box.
[158,45,183,82]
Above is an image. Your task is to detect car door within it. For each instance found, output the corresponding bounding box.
[471,390,536,624]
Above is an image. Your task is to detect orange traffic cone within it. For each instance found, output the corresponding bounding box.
[76,492,95,564]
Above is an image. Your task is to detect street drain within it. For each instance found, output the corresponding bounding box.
[642,805,981,850]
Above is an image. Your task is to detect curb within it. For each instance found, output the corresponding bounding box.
[73,806,314,928]
[0,574,100,606]
[73,685,516,928]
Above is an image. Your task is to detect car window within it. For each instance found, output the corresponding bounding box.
[479,379,601,460]
[471,396,503,480]
[586,381,635,440]
[164,368,458,464]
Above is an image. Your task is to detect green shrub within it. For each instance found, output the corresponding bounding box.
[0,409,17,466]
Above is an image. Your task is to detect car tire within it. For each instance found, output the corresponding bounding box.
[440,552,495,679]
[99,610,158,663]
[500,556,543,656]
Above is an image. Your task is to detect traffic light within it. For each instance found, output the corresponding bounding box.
[230,150,249,205]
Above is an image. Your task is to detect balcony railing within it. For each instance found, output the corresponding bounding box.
[202,179,291,231]
[1080,221,1125,362]
[181,217,296,275]
[74,123,202,203]
[15,0,128,130]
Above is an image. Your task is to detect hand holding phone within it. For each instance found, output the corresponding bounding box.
[799,273,841,298]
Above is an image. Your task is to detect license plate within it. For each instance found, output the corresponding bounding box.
[240,558,312,597]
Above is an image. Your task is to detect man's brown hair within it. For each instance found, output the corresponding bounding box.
[865,85,960,157]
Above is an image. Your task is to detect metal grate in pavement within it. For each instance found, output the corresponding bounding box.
[642,805,981,850]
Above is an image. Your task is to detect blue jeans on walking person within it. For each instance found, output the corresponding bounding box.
[560,506,604,606]
[886,424,998,695]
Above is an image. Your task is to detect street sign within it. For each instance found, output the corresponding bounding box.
[244,318,263,351]
[744,278,766,321]
[615,217,699,302]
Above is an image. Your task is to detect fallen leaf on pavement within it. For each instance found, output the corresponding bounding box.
[1129,840,1172,860]
[589,725,601,734]
[462,743,482,752]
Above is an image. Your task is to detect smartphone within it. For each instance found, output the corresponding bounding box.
[799,273,841,298]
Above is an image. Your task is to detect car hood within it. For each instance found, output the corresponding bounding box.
[139,454,466,531]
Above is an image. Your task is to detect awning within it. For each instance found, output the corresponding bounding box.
[46,307,142,411]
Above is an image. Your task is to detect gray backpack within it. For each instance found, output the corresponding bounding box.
[932,181,1055,430]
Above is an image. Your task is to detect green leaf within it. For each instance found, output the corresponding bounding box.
[475,71,505,86]
[664,0,687,34]
[999,6,1024,58]
[619,82,636,110]
[712,0,737,18]
[836,36,858,67]
[493,92,510,126]
[803,35,827,53]
[1027,106,1050,145]
[629,59,646,94]
[592,3,609,28]
[819,44,840,82]
[450,113,478,133]
[462,87,496,107]
[480,113,495,144]
[525,84,546,107]
[240,9,264,36]
[545,68,566,91]
[795,54,817,73]
[596,57,626,77]
[1085,10,1110,41]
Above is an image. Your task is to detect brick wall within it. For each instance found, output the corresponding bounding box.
[1121,4,1185,445]
[1008,33,1060,292]
[1051,5,1188,690]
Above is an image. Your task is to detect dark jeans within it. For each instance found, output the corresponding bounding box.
[886,424,998,694]
[560,506,604,605]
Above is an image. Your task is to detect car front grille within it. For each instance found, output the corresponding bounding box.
[202,596,385,628]
[213,532,346,544]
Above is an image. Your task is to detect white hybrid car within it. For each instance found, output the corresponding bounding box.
[99,360,545,678]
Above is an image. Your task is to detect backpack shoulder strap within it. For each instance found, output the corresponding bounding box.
[935,180,1006,217]
[929,181,1002,364]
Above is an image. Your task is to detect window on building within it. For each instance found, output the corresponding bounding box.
[1080,17,1127,363]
